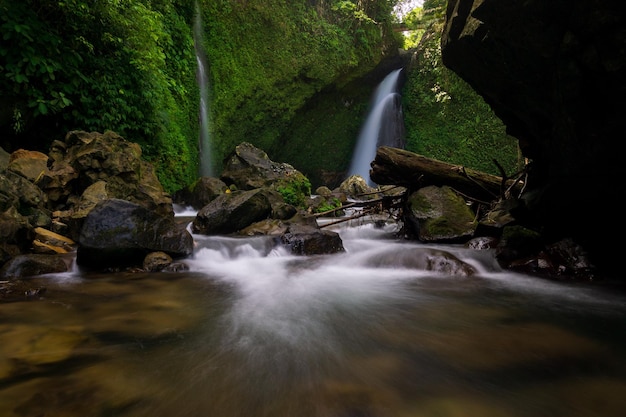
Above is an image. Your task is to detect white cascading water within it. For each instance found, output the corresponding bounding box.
[10,208,626,417]
[348,68,405,185]
[193,2,213,177]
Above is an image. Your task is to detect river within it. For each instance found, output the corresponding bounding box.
[1,212,625,417]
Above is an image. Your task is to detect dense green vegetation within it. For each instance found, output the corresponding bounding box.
[0,0,199,192]
[401,0,522,176]
[1,0,400,192]
[199,0,401,176]
[272,0,521,187]
[1,0,520,193]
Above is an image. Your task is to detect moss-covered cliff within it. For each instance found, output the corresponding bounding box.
[0,0,400,192]
[199,0,401,177]
[1,0,518,193]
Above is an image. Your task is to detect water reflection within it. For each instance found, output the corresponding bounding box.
[1,221,625,417]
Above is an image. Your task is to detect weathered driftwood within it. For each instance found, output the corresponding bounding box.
[370,146,523,203]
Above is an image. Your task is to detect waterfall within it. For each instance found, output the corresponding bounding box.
[193,2,213,177]
[348,68,405,186]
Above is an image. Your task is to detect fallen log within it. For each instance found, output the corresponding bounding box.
[370,146,524,203]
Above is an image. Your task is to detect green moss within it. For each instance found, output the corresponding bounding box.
[501,225,542,243]
[424,217,453,235]
[408,192,433,213]
[275,173,312,208]
[315,197,343,213]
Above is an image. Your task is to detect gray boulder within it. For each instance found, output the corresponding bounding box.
[77,199,193,270]
[405,185,477,243]
[173,176,228,210]
[42,130,173,240]
[279,224,345,255]
[192,188,275,235]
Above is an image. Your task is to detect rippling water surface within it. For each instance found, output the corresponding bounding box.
[1,219,625,417]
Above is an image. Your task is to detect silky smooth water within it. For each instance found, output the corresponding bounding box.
[349,68,405,185]
[1,218,625,417]
[193,2,213,178]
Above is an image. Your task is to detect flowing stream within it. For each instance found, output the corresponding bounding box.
[1,213,625,417]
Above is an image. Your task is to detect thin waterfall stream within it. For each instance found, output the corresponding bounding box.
[193,2,213,177]
[1,211,625,417]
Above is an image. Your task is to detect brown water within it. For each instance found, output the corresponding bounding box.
[1,222,625,417]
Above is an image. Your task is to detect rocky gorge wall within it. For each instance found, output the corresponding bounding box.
[441,0,623,275]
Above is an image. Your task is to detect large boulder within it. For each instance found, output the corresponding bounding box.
[0,169,51,260]
[405,185,477,243]
[76,198,193,271]
[192,188,277,235]
[441,0,623,274]
[41,130,173,239]
[279,224,345,255]
[173,176,228,210]
[6,149,49,182]
[220,142,311,207]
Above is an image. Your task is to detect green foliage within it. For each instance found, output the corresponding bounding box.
[0,0,199,193]
[401,7,425,49]
[315,197,343,214]
[1,0,521,197]
[275,174,312,208]
[402,20,522,177]
[199,0,400,174]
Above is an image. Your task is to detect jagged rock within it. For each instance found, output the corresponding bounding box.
[7,149,49,183]
[337,175,378,200]
[0,147,9,170]
[239,219,291,236]
[0,170,50,253]
[0,169,48,210]
[0,132,188,274]
[315,186,333,197]
[77,198,193,271]
[173,176,228,210]
[0,242,21,268]
[495,225,544,269]
[221,142,303,190]
[41,130,173,240]
[405,185,477,243]
[32,227,76,254]
[466,236,499,250]
[192,188,274,235]
[220,142,311,208]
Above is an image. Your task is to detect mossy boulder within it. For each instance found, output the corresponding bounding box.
[220,142,311,208]
[405,185,477,243]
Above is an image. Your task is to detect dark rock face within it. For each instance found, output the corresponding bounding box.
[279,224,345,256]
[221,142,307,191]
[441,0,624,274]
[192,189,274,235]
[77,199,193,270]
[173,176,228,210]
